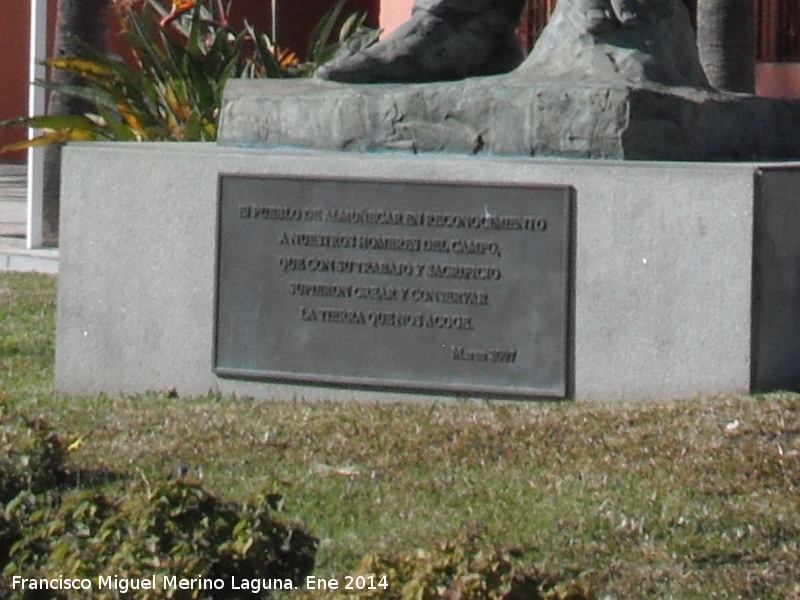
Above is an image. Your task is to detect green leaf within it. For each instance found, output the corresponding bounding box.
[8,113,103,133]
[307,0,347,63]
[94,105,139,141]
[0,115,31,129]
[33,78,117,113]
[186,4,203,60]
[244,21,283,78]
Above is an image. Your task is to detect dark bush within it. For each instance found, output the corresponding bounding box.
[1,411,315,599]
[3,480,316,599]
[1,414,67,503]
[2,480,315,599]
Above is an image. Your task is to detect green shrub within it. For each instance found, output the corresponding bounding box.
[1,410,315,599]
[299,531,594,600]
[3,479,316,599]
[0,413,67,503]
[1,412,68,595]
[0,0,379,149]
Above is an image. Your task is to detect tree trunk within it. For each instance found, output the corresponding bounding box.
[696,0,756,93]
[42,0,109,246]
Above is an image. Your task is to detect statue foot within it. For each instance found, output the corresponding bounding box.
[315,0,526,83]
[572,0,640,32]
[315,0,707,89]
[522,0,709,88]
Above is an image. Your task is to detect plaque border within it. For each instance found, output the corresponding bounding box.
[213,172,575,400]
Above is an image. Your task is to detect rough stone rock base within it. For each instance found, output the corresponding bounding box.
[218,76,800,161]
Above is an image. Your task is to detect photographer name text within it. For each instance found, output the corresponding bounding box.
[12,574,389,594]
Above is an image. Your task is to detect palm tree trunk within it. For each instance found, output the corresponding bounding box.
[42,0,109,246]
[696,0,756,93]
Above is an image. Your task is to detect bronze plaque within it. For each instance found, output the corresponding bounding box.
[215,175,573,398]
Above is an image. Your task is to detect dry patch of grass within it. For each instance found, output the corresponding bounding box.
[3,273,800,598]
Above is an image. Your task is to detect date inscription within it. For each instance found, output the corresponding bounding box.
[215,174,573,398]
[452,346,518,363]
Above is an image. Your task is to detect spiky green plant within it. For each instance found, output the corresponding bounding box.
[0,0,379,149]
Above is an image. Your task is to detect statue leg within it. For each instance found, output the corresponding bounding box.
[315,0,527,83]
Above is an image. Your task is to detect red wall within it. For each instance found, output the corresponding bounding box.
[756,62,800,97]
[0,1,52,162]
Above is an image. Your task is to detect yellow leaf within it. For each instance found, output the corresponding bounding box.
[275,47,299,68]
[164,82,189,121]
[67,128,97,141]
[45,57,114,78]
[67,435,85,452]
[1,131,67,152]
[116,102,146,134]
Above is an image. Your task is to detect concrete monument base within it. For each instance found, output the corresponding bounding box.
[56,143,800,402]
[218,78,800,161]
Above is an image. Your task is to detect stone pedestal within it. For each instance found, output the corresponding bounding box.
[55,143,800,401]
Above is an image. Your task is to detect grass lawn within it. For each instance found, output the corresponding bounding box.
[1,272,799,598]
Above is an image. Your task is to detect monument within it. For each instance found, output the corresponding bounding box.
[54,0,800,401]
[218,0,800,160]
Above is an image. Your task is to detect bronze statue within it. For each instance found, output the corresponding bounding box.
[316,0,707,88]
